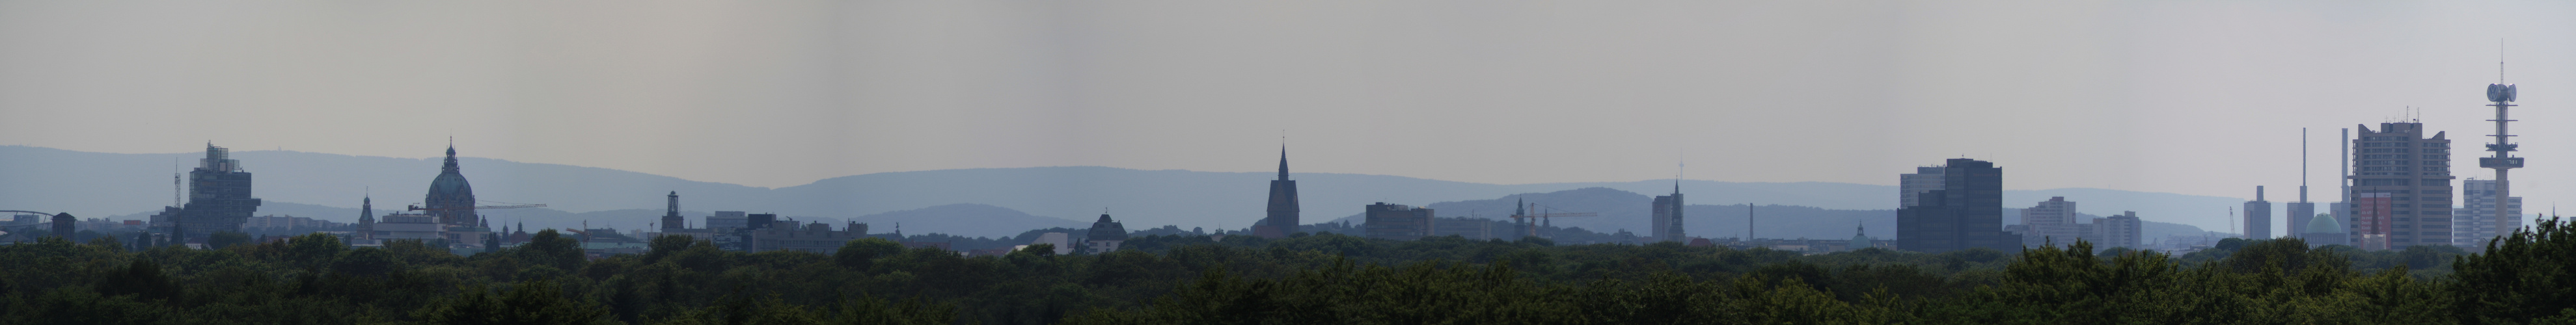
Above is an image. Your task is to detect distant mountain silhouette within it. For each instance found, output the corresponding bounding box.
[1327,187,2219,241]
[846,203,1089,238]
[6,146,2252,234]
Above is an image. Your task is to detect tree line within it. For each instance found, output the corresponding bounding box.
[0,217,2568,324]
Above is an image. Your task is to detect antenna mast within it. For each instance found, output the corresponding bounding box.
[2481,42,2525,245]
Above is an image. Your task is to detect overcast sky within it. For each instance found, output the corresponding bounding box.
[6,1,2575,214]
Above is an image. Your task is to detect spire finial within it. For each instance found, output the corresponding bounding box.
[1277,140,1291,181]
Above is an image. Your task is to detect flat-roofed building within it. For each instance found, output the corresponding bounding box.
[1363,203,1433,240]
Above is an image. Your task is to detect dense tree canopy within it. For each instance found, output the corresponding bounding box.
[0,221,2566,324]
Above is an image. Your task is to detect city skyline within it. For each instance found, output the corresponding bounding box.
[3,2,2573,237]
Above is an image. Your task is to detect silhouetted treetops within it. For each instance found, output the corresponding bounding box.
[0,220,2570,324]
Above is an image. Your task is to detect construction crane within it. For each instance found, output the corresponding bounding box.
[407,202,546,227]
[405,203,547,211]
[1508,200,1595,239]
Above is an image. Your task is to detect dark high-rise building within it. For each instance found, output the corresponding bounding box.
[1254,147,1300,239]
[1650,182,1684,242]
[662,191,684,230]
[1363,203,1432,240]
[176,144,261,235]
[50,213,74,239]
[1896,159,2018,253]
[2349,122,2454,250]
[747,213,778,229]
[2245,187,2272,239]
[425,144,478,228]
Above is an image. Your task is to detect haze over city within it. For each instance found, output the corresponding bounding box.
[3,1,2570,209]
[10,2,2576,324]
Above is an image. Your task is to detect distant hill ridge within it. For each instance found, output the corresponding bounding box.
[3,145,2249,234]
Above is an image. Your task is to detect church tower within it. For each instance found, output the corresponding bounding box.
[663,191,685,230]
[357,195,375,240]
[1254,146,1301,239]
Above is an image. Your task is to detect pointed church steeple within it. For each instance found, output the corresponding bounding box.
[1277,146,1290,181]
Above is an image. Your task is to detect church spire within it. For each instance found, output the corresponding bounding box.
[1277,145,1290,181]
[442,140,460,174]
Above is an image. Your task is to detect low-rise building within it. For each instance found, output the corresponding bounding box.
[1085,214,1127,254]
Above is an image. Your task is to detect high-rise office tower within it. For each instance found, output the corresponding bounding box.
[1900,166,1945,208]
[1254,147,1300,239]
[2349,122,2454,250]
[1897,159,2017,253]
[2454,179,2521,248]
[2245,187,2272,239]
[176,144,262,235]
[1650,181,1684,242]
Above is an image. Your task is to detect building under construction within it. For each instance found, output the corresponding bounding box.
[151,144,263,242]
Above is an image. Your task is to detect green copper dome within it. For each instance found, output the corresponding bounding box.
[2303,213,2342,235]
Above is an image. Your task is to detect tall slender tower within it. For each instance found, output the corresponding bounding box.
[1254,146,1300,239]
[357,195,375,240]
[662,191,684,230]
[2288,129,2317,240]
[2480,77,2524,248]
[2336,128,2352,236]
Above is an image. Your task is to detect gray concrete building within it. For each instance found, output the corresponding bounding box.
[2454,179,2521,249]
[2020,197,2083,248]
[2245,187,2273,239]
[2348,122,2455,250]
[2098,211,2143,250]
[1363,203,1433,240]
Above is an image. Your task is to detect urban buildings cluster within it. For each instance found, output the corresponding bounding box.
[16,81,2536,256]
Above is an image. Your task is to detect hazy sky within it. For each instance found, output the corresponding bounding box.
[6,1,2575,215]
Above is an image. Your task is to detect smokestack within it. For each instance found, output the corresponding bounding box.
[2256,186,2266,202]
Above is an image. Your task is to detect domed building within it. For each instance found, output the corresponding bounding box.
[424,144,477,228]
[1849,224,1874,252]
[2302,213,2347,248]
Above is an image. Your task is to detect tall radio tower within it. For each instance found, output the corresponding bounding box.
[2480,47,2525,244]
